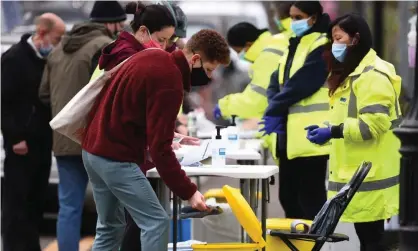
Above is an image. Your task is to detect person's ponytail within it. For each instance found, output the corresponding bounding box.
[125,1,148,32]
[125,1,146,15]
[126,2,175,33]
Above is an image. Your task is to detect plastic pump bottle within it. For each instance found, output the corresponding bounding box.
[227,115,240,151]
[212,125,227,168]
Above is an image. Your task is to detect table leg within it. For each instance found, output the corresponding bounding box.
[263,147,269,165]
[239,179,247,242]
[157,180,171,213]
[248,179,257,243]
[173,195,178,251]
[196,177,201,190]
[261,178,268,251]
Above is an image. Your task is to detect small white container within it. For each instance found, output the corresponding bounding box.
[211,126,227,168]
[226,115,240,151]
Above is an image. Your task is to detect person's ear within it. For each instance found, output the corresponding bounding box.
[37,26,48,37]
[310,15,317,26]
[244,42,253,51]
[191,54,201,65]
[352,33,360,45]
[138,26,147,34]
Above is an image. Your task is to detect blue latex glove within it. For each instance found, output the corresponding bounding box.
[213,104,222,119]
[259,116,285,136]
[305,125,331,145]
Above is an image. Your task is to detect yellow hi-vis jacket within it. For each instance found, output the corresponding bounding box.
[275,32,330,160]
[328,49,401,222]
[218,31,272,119]
[242,31,273,64]
[91,65,103,81]
[217,20,293,120]
[218,34,289,119]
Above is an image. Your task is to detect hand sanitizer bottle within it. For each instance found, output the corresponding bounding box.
[212,125,226,168]
[227,115,240,151]
[187,111,197,137]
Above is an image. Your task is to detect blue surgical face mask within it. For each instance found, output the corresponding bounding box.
[332,43,348,62]
[274,16,283,31]
[238,50,246,60]
[291,18,311,37]
[39,44,53,57]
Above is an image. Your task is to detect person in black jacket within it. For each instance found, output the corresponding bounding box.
[261,1,330,220]
[1,13,65,251]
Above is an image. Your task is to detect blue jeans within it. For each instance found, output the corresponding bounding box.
[82,150,169,251]
[56,156,89,251]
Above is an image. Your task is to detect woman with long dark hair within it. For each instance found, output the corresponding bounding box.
[259,1,330,220]
[306,13,401,251]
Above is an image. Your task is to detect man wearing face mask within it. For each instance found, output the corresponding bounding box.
[1,13,65,251]
[38,2,126,251]
[82,29,230,250]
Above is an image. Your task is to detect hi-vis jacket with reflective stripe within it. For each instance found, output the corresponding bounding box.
[328,49,401,222]
[273,32,330,160]
[218,33,289,119]
[243,31,273,64]
[91,65,103,80]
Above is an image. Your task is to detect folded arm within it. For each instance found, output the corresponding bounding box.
[342,72,396,142]
[265,46,328,117]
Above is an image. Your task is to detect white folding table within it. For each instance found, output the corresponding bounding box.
[174,146,261,160]
[174,146,262,219]
[196,129,259,140]
[146,165,279,251]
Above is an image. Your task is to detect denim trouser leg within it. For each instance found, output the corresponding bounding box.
[82,153,126,251]
[82,150,169,251]
[56,156,89,251]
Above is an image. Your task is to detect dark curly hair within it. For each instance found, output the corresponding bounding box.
[186,29,231,65]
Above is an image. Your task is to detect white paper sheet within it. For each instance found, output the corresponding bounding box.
[178,140,212,166]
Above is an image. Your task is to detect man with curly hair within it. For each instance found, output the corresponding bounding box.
[81,29,230,251]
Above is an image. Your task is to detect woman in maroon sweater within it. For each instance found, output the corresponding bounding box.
[81,6,231,250]
[98,2,200,250]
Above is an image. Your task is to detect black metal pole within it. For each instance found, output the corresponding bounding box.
[393,4,418,250]
[353,1,364,17]
[373,1,384,57]
[173,195,178,251]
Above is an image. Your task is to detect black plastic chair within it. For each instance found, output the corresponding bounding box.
[270,161,372,251]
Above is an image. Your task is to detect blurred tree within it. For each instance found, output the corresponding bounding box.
[261,1,279,34]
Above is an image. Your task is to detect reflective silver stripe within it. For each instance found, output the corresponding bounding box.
[347,66,374,118]
[359,104,390,115]
[263,48,284,56]
[288,103,329,114]
[249,83,267,96]
[347,66,403,130]
[315,33,327,41]
[328,175,399,192]
[373,69,401,119]
[359,118,373,140]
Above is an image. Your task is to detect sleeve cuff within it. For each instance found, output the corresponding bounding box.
[179,183,197,200]
[330,124,344,139]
